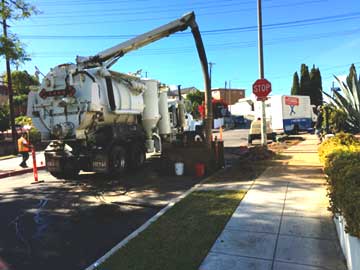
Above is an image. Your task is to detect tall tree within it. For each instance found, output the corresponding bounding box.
[4,70,39,95]
[309,65,323,106]
[185,90,205,119]
[0,0,37,66]
[1,0,38,146]
[291,72,300,95]
[0,104,9,131]
[300,64,310,96]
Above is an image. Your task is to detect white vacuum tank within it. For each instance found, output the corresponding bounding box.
[158,87,171,136]
[141,79,161,152]
[27,64,145,141]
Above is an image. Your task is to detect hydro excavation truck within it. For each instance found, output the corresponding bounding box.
[27,12,210,179]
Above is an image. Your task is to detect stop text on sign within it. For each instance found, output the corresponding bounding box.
[252,78,272,98]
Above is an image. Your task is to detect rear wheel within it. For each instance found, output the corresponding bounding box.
[110,146,127,175]
[128,145,146,169]
[248,135,253,144]
[292,125,299,135]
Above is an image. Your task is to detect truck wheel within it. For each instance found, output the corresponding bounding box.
[64,161,80,179]
[129,145,146,169]
[110,146,127,175]
[293,125,299,135]
[248,135,252,144]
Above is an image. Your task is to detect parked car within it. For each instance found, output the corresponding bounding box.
[248,119,276,144]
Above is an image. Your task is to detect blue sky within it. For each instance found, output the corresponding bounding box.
[2,0,360,96]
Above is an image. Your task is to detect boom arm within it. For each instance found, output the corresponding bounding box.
[76,11,213,148]
[77,12,195,69]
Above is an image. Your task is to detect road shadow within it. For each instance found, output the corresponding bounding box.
[0,157,203,270]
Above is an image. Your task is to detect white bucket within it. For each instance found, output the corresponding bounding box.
[174,162,184,176]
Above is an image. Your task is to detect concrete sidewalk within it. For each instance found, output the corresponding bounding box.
[200,135,347,270]
[0,151,45,178]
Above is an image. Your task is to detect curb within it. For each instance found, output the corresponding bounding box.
[0,166,46,179]
[0,155,18,161]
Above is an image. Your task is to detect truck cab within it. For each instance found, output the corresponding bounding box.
[248,119,276,144]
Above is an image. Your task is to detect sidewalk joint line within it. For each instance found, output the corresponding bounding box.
[224,227,337,241]
[209,250,273,262]
[271,181,289,270]
[275,258,331,270]
[224,227,278,235]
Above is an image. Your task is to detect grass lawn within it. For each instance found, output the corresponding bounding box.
[97,190,245,270]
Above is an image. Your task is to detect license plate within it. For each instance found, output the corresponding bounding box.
[92,159,108,172]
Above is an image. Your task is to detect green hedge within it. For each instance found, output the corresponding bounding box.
[318,132,360,164]
[318,133,360,237]
[28,127,41,146]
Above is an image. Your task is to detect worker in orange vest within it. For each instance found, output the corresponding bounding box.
[18,132,31,168]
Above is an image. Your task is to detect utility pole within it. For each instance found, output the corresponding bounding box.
[257,0,267,148]
[208,62,215,88]
[2,0,17,150]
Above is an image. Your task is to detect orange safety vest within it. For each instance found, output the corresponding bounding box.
[18,137,30,152]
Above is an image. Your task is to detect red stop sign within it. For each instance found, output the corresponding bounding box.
[252,78,271,98]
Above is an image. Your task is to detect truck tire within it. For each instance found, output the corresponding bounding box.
[293,125,299,135]
[248,135,253,144]
[110,146,127,175]
[128,145,146,169]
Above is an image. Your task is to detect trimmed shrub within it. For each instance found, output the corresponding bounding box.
[15,115,32,126]
[29,127,41,146]
[318,132,360,164]
[319,133,360,237]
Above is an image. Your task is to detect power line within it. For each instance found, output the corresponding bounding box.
[32,0,324,18]
[29,28,359,58]
[13,0,337,27]
[15,12,360,40]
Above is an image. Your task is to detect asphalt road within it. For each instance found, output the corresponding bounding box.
[221,128,249,148]
[0,128,251,270]
[0,157,203,270]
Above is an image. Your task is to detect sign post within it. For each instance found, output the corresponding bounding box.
[252,78,272,146]
[31,147,44,184]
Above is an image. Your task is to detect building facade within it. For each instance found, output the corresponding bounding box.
[211,88,245,105]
